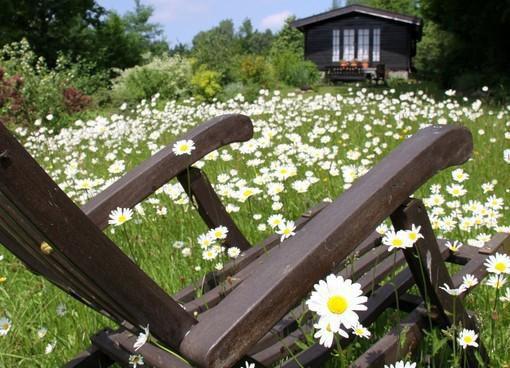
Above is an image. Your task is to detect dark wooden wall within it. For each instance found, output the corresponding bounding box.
[302,14,413,71]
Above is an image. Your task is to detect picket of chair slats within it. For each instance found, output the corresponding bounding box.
[179,125,473,368]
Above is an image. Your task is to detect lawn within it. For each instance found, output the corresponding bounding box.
[0,83,509,367]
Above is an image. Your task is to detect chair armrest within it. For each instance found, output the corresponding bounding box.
[82,114,253,229]
[179,125,473,368]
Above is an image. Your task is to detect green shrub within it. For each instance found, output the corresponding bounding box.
[111,54,193,103]
[271,51,320,88]
[0,39,106,127]
[191,65,222,100]
[237,55,275,87]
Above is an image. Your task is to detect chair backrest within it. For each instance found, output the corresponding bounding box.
[0,122,196,351]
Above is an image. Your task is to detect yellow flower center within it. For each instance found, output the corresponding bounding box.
[2,323,9,330]
[327,295,348,314]
[392,238,403,247]
[464,336,473,343]
[179,144,189,152]
[118,215,127,223]
[495,262,506,273]
[409,233,417,241]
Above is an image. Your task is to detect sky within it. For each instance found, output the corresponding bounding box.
[98,0,344,46]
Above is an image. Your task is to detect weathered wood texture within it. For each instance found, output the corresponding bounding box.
[0,123,197,350]
[179,125,473,368]
[82,114,253,230]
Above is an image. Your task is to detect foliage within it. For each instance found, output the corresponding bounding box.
[272,51,321,88]
[111,54,193,103]
[420,0,510,89]
[237,55,275,86]
[0,0,168,73]
[269,17,304,58]
[192,20,241,83]
[0,39,106,126]
[0,0,104,67]
[191,65,223,100]
[0,68,25,124]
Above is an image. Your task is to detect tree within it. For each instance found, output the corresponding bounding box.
[269,16,304,57]
[0,0,104,66]
[192,19,241,82]
[421,0,510,87]
[331,0,344,9]
[238,19,274,55]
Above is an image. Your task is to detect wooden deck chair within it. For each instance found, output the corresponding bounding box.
[0,116,508,368]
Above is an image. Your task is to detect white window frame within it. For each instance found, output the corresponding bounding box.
[357,29,370,61]
[372,28,381,62]
[343,29,355,61]
[332,29,340,62]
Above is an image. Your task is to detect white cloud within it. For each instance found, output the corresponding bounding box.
[145,0,209,23]
[260,10,292,31]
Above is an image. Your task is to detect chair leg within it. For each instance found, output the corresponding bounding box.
[391,198,489,367]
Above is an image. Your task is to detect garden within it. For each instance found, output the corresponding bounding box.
[0,0,509,367]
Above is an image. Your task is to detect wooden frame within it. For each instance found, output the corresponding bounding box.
[0,116,508,368]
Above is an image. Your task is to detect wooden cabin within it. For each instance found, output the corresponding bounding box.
[292,5,422,81]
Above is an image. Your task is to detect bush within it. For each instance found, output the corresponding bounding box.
[271,51,320,88]
[191,65,222,100]
[111,54,193,103]
[237,55,275,87]
[0,39,106,126]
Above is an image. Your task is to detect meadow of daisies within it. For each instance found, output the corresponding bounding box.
[0,85,509,367]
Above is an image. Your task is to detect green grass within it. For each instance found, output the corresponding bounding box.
[0,82,509,367]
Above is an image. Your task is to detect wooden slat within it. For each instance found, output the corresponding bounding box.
[82,114,253,230]
[179,125,473,368]
[178,167,251,251]
[64,345,114,368]
[0,123,197,351]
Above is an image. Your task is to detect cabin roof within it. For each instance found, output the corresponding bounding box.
[292,4,422,30]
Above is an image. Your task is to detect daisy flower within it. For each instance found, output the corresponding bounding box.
[0,317,12,336]
[129,354,144,367]
[451,168,469,182]
[484,253,510,274]
[227,247,241,259]
[134,325,149,351]
[172,139,195,156]
[462,274,479,288]
[457,329,478,348]
[267,214,284,228]
[202,248,219,261]
[445,240,462,252]
[306,274,367,330]
[382,229,412,252]
[406,224,423,244]
[439,283,467,296]
[313,316,348,348]
[208,225,229,240]
[384,361,416,368]
[244,362,255,368]
[352,323,371,339]
[108,207,133,226]
[276,220,296,242]
[486,274,507,289]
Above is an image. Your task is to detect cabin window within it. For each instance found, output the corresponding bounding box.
[332,29,340,62]
[357,29,370,60]
[343,29,355,61]
[372,28,381,62]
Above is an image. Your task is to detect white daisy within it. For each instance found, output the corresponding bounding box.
[439,283,467,296]
[129,354,144,367]
[457,329,478,348]
[382,229,413,252]
[227,247,241,259]
[445,240,463,252]
[0,317,12,336]
[486,274,507,289]
[352,322,371,339]
[384,361,416,368]
[306,274,367,330]
[484,253,510,274]
[172,139,195,156]
[313,316,348,348]
[108,207,133,226]
[276,220,296,242]
[462,274,479,288]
